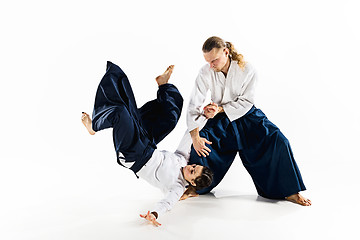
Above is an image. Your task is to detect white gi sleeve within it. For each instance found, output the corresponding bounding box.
[186,68,210,132]
[174,131,192,162]
[152,180,185,217]
[222,66,258,122]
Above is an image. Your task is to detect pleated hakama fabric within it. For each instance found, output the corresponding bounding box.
[189,106,306,199]
[91,61,183,173]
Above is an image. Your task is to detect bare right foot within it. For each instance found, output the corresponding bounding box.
[81,112,96,135]
[285,193,312,206]
[155,65,174,86]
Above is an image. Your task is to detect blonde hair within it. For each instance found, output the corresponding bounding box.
[202,36,246,70]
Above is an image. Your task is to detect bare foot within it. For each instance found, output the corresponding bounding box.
[285,193,312,206]
[81,112,96,135]
[155,65,174,86]
[180,186,199,201]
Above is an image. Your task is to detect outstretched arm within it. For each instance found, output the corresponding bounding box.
[142,181,185,226]
[140,211,161,227]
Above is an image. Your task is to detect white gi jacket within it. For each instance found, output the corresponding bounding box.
[187,60,257,131]
[137,132,193,217]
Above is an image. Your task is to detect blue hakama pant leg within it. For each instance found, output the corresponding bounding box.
[138,84,183,145]
[235,107,306,199]
[189,115,238,195]
[91,61,183,173]
[92,61,141,131]
[189,106,306,198]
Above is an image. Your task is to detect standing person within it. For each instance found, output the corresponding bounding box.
[81,61,213,226]
[184,36,311,206]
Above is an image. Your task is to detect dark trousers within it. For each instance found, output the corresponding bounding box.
[189,106,306,199]
[91,61,183,173]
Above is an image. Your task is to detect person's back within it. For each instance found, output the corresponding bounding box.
[137,149,188,192]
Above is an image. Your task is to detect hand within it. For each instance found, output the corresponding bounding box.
[180,186,199,200]
[203,103,223,119]
[140,211,161,227]
[192,136,212,157]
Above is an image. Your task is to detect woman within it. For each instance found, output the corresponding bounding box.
[81,61,213,226]
[184,36,311,206]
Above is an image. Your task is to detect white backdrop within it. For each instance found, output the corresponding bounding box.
[1,0,359,239]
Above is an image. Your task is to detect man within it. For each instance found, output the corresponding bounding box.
[183,36,311,206]
[81,61,213,226]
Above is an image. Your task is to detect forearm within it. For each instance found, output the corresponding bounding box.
[187,72,209,132]
[152,185,184,218]
[190,127,200,140]
[187,107,208,133]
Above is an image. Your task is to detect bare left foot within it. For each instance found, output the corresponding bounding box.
[155,65,174,86]
[285,193,312,206]
[81,112,96,135]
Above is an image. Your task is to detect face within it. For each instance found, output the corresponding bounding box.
[203,47,230,72]
[183,164,204,186]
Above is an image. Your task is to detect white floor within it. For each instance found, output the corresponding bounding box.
[2,1,360,239]
[1,149,358,240]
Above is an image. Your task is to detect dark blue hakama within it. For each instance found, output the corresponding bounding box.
[91,61,183,173]
[189,106,306,199]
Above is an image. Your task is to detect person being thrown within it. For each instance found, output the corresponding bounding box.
[81,61,213,227]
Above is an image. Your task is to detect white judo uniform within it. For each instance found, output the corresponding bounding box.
[187,60,257,131]
[137,133,193,217]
